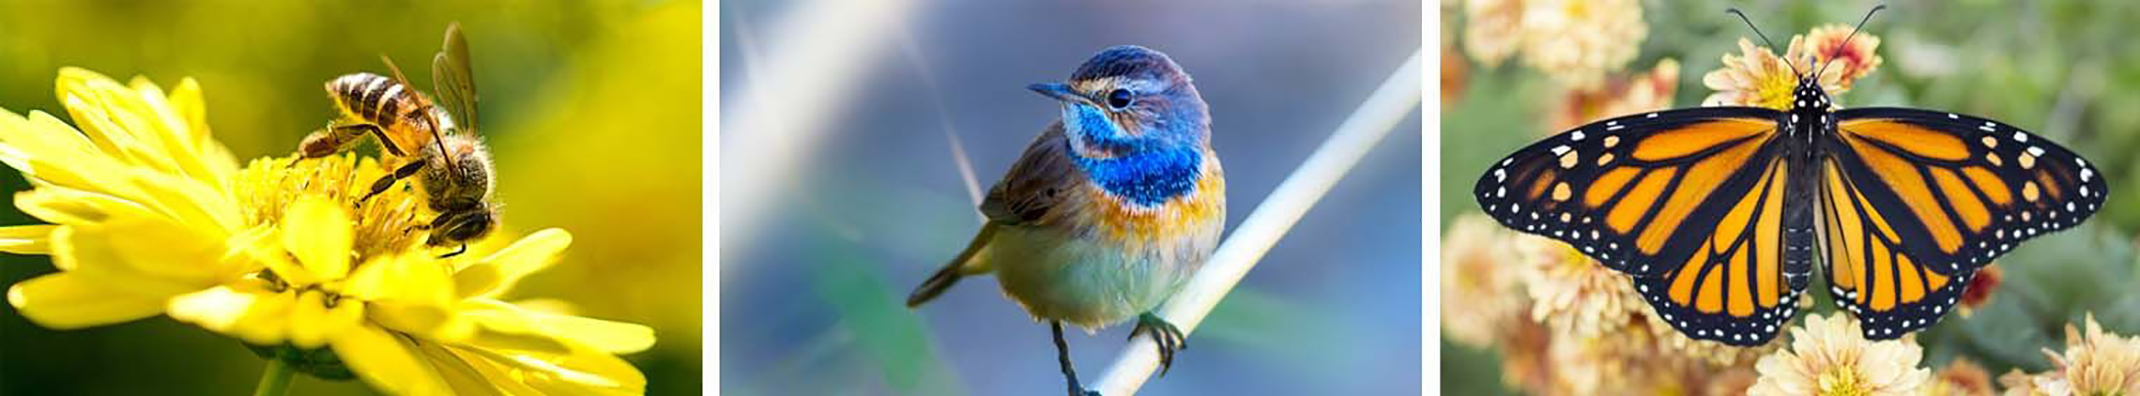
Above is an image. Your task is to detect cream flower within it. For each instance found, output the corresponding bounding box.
[1517,0,1647,89]
[1750,313,1931,396]
[1518,234,1644,340]
[1440,214,1530,347]
[1462,0,1526,66]
[2003,314,2140,396]
[1703,37,1822,110]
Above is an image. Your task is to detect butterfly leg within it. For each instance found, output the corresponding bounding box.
[1129,312,1188,377]
[1052,321,1101,396]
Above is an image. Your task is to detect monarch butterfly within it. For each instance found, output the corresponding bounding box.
[1473,5,2109,346]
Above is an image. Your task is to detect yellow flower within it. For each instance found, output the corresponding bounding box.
[1750,313,1931,396]
[1462,0,1526,67]
[1440,213,1530,347]
[2003,314,2140,396]
[1517,0,1647,89]
[1801,23,1884,91]
[1702,37,1816,110]
[1549,58,1680,132]
[0,68,653,395]
[0,68,250,329]
[1703,25,1884,110]
[169,196,654,395]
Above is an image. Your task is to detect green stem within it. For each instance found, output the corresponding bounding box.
[253,355,295,396]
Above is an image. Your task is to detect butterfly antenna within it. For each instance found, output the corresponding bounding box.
[1816,4,1887,82]
[1726,8,1796,74]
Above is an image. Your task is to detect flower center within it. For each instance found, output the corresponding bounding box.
[1817,364,1872,396]
[237,154,432,261]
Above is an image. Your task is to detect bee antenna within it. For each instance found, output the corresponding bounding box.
[1816,4,1886,82]
[1726,8,1797,75]
[425,112,456,178]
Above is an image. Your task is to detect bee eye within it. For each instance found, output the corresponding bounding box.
[1106,89,1133,110]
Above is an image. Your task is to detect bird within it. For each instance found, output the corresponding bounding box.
[905,45,1225,396]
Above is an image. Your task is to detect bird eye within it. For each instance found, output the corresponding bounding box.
[1106,89,1133,110]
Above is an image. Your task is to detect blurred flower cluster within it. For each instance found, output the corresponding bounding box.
[1459,0,1647,90]
[1999,314,2140,395]
[1444,214,1776,395]
[0,68,652,395]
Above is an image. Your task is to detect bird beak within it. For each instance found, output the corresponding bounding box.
[1027,83,1085,104]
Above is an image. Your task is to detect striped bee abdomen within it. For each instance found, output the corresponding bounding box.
[326,73,427,130]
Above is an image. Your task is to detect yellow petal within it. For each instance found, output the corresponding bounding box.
[334,324,454,396]
[57,69,162,170]
[281,195,352,280]
[125,76,223,189]
[168,285,260,335]
[168,78,210,148]
[525,312,656,354]
[288,291,333,348]
[127,169,242,236]
[415,341,535,396]
[456,228,571,298]
[14,185,154,227]
[0,111,142,198]
[61,212,225,291]
[0,224,56,254]
[467,300,653,355]
[229,290,297,345]
[457,341,646,395]
[8,272,167,329]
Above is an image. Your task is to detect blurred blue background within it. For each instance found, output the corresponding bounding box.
[718,0,1422,395]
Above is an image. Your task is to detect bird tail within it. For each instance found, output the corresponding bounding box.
[907,223,997,308]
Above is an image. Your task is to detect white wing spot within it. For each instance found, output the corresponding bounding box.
[2014,132,2029,142]
[1571,131,1587,141]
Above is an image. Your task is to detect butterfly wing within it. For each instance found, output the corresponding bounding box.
[1475,107,1806,345]
[1819,107,2109,338]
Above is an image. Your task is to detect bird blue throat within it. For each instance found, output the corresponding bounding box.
[1071,143,1201,207]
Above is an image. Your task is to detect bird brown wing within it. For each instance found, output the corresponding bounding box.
[980,122,1083,226]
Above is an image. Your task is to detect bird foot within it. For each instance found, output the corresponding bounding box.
[1130,312,1188,377]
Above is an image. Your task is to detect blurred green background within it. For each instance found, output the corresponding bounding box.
[1442,0,2140,394]
[719,0,1420,395]
[0,1,702,394]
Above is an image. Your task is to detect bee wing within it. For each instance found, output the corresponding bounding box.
[433,22,480,134]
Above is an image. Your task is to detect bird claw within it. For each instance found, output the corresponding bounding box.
[1131,312,1188,377]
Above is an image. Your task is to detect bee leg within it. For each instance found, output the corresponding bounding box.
[361,160,428,203]
[437,243,468,259]
[1052,321,1102,396]
[1130,312,1187,377]
[302,123,389,158]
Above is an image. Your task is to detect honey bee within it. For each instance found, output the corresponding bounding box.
[299,23,496,257]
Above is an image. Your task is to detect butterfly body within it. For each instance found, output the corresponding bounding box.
[1477,68,2108,345]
